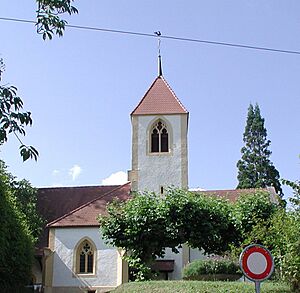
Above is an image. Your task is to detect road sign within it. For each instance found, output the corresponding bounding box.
[239,244,274,293]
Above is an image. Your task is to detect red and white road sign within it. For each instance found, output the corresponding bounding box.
[239,244,274,282]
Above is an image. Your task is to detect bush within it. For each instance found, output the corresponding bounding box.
[182,258,241,281]
[238,208,300,292]
[233,191,278,239]
[268,210,300,292]
[0,161,34,291]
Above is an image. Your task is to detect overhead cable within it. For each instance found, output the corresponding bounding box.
[1,16,300,55]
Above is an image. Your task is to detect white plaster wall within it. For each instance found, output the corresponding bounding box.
[137,115,185,193]
[157,248,206,280]
[189,248,206,262]
[52,227,119,288]
[158,247,183,280]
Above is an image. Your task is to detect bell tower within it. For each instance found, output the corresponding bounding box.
[128,61,189,194]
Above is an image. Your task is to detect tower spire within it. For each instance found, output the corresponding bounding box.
[158,54,163,76]
[155,31,163,76]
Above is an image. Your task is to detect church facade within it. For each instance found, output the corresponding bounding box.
[36,68,276,292]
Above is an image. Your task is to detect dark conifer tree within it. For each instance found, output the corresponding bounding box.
[237,103,282,196]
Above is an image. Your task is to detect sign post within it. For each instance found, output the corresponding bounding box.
[239,244,274,293]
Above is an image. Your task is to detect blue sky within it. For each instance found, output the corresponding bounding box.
[0,1,299,200]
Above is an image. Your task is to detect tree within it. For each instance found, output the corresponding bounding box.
[228,191,281,282]
[98,189,239,280]
[230,184,300,291]
[0,59,38,161]
[0,160,43,290]
[244,208,300,292]
[232,190,278,242]
[269,164,300,292]
[0,2,76,289]
[165,189,238,255]
[282,156,300,209]
[0,160,43,241]
[237,103,282,196]
[11,178,45,243]
[99,192,169,280]
[0,161,34,291]
[36,0,78,40]
[283,179,300,209]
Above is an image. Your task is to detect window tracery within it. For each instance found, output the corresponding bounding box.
[76,240,94,274]
[150,120,169,153]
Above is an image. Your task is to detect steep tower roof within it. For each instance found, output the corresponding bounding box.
[131,76,188,115]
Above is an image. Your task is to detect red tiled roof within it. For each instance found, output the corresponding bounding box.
[36,184,130,248]
[37,185,120,224]
[131,76,188,115]
[196,187,277,203]
[47,183,131,227]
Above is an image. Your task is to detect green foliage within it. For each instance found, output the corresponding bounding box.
[0,162,34,290]
[99,189,239,280]
[274,212,300,291]
[99,192,168,280]
[0,160,44,243]
[282,160,300,210]
[278,165,300,291]
[245,209,300,292]
[229,165,300,293]
[165,189,239,254]
[229,191,279,268]
[237,103,282,196]
[0,58,38,161]
[232,190,278,238]
[11,179,45,243]
[36,0,78,40]
[233,160,300,291]
[182,258,241,280]
[247,163,300,291]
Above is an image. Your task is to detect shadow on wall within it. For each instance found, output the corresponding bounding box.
[52,252,94,289]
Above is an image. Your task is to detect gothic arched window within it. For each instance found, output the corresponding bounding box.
[150,120,169,153]
[76,239,95,274]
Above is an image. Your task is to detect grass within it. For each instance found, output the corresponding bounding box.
[112,280,291,293]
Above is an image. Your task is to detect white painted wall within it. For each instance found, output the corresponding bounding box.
[136,115,185,194]
[157,248,206,280]
[52,227,119,288]
[189,248,206,262]
[159,247,183,280]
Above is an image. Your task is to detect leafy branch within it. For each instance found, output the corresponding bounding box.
[36,0,78,40]
[282,157,300,209]
[0,59,38,161]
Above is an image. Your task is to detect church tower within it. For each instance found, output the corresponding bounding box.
[128,60,189,194]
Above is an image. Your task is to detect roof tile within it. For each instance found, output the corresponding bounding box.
[47,183,131,227]
[131,76,188,115]
[36,184,130,248]
[196,188,276,203]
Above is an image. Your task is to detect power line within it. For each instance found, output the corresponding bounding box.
[1,16,300,55]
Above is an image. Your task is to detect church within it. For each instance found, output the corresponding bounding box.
[34,59,276,293]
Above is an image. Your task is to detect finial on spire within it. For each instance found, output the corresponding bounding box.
[154,31,163,76]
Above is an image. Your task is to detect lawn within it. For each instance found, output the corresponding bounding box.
[112,280,291,293]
